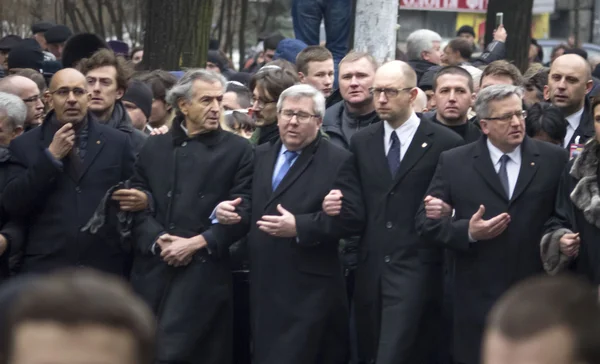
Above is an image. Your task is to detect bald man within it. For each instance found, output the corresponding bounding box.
[413,87,428,113]
[0,75,45,131]
[323,61,463,364]
[2,68,136,277]
[544,54,594,149]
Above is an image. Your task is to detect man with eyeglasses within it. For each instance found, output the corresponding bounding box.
[0,76,45,131]
[416,84,568,364]
[2,68,135,277]
[214,84,364,364]
[323,60,463,364]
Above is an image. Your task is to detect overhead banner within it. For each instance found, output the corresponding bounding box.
[400,0,554,14]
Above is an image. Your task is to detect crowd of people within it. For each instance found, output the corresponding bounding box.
[1,15,600,364]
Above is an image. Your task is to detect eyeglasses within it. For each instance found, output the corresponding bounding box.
[369,87,413,98]
[22,94,41,103]
[49,87,87,98]
[484,110,528,123]
[279,110,319,123]
[252,97,276,109]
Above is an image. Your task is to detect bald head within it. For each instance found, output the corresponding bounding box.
[413,87,428,112]
[48,68,90,124]
[376,61,418,88]
[0,76,38,98]
[49,68,87,91]
[0,75,45,128]
[545,54,593,116]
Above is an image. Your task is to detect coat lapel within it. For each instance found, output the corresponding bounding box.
[389,120,433,190]
[473,137,508,201]
[510,137,539,204]
[265,137,319,208]
[77,120,105,182]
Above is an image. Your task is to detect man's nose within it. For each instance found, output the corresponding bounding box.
[378,92,388,103]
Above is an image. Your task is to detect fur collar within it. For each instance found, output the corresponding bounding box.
[570,138,600,228]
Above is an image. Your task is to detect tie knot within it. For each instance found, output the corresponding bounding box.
[284,150,298,162]
[500,154,510,164]
[390,131,400,144]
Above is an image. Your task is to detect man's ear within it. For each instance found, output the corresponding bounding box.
[44,91,53,108]
[177,98,189,116]
[543,84,550,101]
[298,72,306,83]
[13,126,23,139]
[116,88,125,100]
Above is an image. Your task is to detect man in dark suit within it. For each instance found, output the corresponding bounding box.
[324,60,463,364]
[544,54,594,149]
[1,68,135,276]
[129,69,253,364]
[416,84,568,364]
[216,84,364,364]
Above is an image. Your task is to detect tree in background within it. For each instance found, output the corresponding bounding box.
[485,0,535,73]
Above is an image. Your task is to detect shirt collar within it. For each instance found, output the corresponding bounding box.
[566,107,585,130]
[383,112,421,145]
[487,138,522,166]
[279,144,302,156]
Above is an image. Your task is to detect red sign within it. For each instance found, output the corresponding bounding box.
[400,0,489,13]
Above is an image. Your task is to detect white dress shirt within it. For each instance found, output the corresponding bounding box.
[383,112,421,161]
[564,107,584,148]
[486,139,521,199]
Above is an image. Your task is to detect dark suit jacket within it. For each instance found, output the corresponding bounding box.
[567,98,594,147]
[416,136,568,364]
[248,135,364,364]
[351,119,463,364]
[129,120,253,364]
[2,112,135,276]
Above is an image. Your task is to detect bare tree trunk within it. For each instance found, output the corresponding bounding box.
[485,0,534,73]
[216,0,225,44]
[97,0,106,38]
[114,0,125,39]
[260,0,276,34]
[81,0,102,35]
[223,0,233,54]
[238,0,248,70]
[354,0,397,64]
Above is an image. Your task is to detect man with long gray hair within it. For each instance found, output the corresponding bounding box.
[0,92,26,146]
[214,84,364,364]
[129,68,253,364]
[416,84,568,364]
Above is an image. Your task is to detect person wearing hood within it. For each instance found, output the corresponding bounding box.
[272,38,308,65]
[206,50,236,80]
[77,48,147,154]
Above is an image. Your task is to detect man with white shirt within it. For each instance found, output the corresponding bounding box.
[416,84,568,364]
[544,54,594,149]
[335,60,463,364]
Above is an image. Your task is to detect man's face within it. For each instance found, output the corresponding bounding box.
[459,33,475,46]
[48,71,90,124]
[18,81,44,127]
[339,58,375,107]
[223,91,242,111]
[480,75,515,90]
[264,49,275,63]
[251,86,277,126]
[123,101,147,131]
[593,104,600,143]
[434,74,474,124]
[179,79,223,132]
[423,41,443,65]
[483,328,575,364]
[47,42,65,59]
[278,96,321,151]
[544,57,592,115]
[425,89,437,110]
[206,62,221,74]
[131,50,143,64]
[0,111,22,146]
[480,94,525,152]
[86,66,123,116]
[524,85,543,107]
[0,50,8,69]
[149,99,169,127]
[372,67,416,124]
[443,47,462,66]
[9,322,138,364]
[301,59,334,97]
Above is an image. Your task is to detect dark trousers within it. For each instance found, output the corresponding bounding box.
[291,0,351,88]
[232,270,251,364]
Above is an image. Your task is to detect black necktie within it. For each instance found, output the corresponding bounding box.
[387,131,401,176]
[498,154,510,198]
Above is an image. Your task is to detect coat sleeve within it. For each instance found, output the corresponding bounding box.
[2,142,62,218]
[120,134,136,181]
[295,153,366,246]
[415,152,471,252]
[541,161,577,274]
[201,142,254,258]
[471,40,506,67]
[131,143,166,254]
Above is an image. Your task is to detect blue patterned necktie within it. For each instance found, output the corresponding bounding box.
[272,150,299,191]
[387,131,401,176]
[498,154,510,198]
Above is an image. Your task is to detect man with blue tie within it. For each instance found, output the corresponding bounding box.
[322,60,464,364]
[215,84,364,364]
[416,84,568,364]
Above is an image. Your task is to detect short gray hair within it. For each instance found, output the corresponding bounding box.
[475,84,524,119]
[165,69,227,111]
[406,29,442,60]
[0,92,27,130]
[276,84,326,119]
